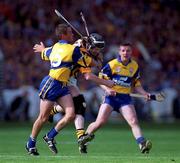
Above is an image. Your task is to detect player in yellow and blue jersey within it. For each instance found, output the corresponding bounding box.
[79,43,152,154]
[26,24,114,156]
[33,33,110,154]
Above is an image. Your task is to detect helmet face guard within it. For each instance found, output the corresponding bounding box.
[89,33,105,49]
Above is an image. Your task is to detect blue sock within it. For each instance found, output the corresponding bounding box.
[28,136,36,148]
[47,128,58,139]
[136,136,145,144]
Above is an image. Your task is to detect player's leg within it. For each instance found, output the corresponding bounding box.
[47,84,87,153]
[68,85,89,153]
[47,88,87,147]
[43,94,75,154]
[73,94,86,137]
[73,94,87,153]
[48,85,78,122]
[69,86,86,139]
[48,94,86,138]
[120,104,152,153]
[26,99,54,155]
[50,95,86,137]
[75,114,85,137]
[79,103,112,146]
[55,94,75,130]
[87,103,112,133]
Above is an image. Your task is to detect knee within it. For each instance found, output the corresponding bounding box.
[65,113,75,122]
[69,113,75,121]
[38,114,49,123]
[128,117,139,127]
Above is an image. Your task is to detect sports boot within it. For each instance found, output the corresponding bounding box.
[140,140,152,154]
[78,133,95,147]
[25,143,39,156]
[43,134,58,154]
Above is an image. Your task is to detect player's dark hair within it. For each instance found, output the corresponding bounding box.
[55,24,69,38]
[120,42,132,47]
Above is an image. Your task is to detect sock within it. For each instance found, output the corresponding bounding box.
[47,128,58,139]
[28,136,36,148]
[76,129,85,139]
[136,136,145,144]
[50,106,59,116]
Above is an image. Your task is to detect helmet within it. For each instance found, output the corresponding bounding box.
[89,33,105,49]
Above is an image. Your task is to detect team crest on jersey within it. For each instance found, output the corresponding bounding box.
[115,67,121,73]
[129,67,134,74]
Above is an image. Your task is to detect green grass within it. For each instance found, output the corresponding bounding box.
[0,122,180,163]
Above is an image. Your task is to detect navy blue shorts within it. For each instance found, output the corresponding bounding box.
[104,93,132,112]
[39,75,70,101]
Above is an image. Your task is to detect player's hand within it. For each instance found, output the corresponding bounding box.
[144,93,151,101]
[73,39,83,47]
[73,37,88,48]
[105,87,116,96]
[33,42,45,53]
[104,80,115,88]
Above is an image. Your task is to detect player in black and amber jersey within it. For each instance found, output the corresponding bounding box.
[79,43,152,154]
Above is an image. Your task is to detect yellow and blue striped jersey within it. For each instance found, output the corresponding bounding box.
[99,56,141,94]
[41,40,92,82]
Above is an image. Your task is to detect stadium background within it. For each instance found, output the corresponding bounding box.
[0,0,180,162]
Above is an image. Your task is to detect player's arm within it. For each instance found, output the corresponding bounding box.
[98,63,116,94]
[134,84,150,96]
[132,68,150,100]
[72,47,114,87]
[33,42,52,61]
[100,85,116,96]
[83,73,114,88]
[33,42,45,53]
[79,67,114,88]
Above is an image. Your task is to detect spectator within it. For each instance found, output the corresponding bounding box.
[0,0,179,121]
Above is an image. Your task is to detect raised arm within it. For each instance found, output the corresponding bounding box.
[33,42,52,61]
[33,42,45,53]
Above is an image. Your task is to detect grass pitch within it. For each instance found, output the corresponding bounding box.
[0,122,179,163]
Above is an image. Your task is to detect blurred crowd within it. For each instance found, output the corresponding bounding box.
[0,0,180,122]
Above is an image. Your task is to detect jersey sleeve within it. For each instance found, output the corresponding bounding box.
[72,47,92,67]
[133,67,141,87]
[41,47,53,61]
[99,64,112,80]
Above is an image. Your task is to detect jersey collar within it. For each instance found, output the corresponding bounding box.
[117,56,131,66]
[58,40,68,44]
